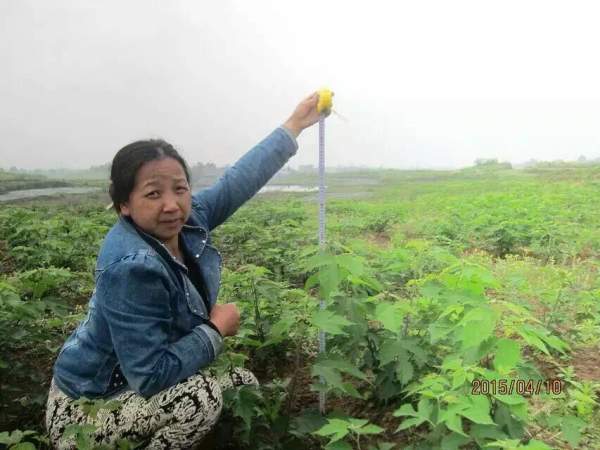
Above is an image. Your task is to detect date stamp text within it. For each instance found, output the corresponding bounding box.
[471,378,563,396]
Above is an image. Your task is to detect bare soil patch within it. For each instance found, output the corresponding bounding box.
[367,232,392,248]
[571,346,600,382]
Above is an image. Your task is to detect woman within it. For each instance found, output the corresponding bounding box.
[45,92,325,449]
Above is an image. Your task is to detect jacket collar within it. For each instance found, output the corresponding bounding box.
[119,215,207,274]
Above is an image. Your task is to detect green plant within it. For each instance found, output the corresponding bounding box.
[0,429,48,449]
[313,416,387,450]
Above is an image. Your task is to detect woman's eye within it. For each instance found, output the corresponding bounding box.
[176,186,189,193]
[146,191,160,198]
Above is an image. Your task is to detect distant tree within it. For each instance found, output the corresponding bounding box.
[473,158,512,169]
[474,158,499,166]
[89,162,111,171]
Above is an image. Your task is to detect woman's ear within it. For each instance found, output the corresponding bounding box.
[120,202,130,216]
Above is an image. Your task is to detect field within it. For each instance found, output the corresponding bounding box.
[1,165,599,449]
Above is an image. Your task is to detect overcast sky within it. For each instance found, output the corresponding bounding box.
[3,0,600,170]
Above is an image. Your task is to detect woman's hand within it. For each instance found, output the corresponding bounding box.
[210,303,240,337]
[283,91,332,138]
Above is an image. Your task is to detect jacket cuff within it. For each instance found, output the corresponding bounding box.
[195,324,224,357]
[277,126,299,154]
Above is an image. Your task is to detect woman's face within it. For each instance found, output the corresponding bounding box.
[120,157,191,247]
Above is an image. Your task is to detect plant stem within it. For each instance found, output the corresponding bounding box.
[251,281,265,342]
[285,342,302,414]
[354,433,362,450]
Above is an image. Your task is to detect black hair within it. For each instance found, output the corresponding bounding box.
[109,139,191,213]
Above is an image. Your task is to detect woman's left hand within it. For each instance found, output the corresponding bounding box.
[283,91,331,138]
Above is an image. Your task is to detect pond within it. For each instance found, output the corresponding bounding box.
[258,185,319,193]
[0,187,101,202]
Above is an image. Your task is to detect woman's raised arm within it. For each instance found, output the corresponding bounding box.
[192,92,324,231]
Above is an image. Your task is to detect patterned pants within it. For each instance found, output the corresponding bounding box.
[45,368,258,449]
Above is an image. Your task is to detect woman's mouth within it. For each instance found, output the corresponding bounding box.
[161,218,182,227]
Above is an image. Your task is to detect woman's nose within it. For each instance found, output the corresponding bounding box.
[162,193,179,212]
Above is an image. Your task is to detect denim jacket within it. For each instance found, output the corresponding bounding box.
[52,127,298,399]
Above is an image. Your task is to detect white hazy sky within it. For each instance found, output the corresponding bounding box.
[2,0,600,170]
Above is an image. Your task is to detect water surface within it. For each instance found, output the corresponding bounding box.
[0,187,101,202]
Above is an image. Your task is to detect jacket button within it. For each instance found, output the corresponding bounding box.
[202,239,206,244]
[195,254,200,258]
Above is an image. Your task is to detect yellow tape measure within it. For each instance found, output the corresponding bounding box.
[317,88,334,114]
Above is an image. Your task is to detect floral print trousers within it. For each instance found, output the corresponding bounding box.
[46,368,258,449]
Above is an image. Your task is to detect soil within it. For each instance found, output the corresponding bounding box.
[367,232,392,248]
[571,346,600,382]
[0,240,16,274]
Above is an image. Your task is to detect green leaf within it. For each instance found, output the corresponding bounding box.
[231,386,261,429]
[396,360,414,385]
[400,338,429,367]
[292,410,327,436]
[470,424,508,446]
[374,303,404,332]
[494,339,521,373]
[62,423,97,438]
[440,432,470,450]
[262,316,294,345]
[485,439,522,449]
[304,253,333,271]
[305,273,320,290]
[494,393,527,406]
[416,398,434,420]
[521,440,553,450]
[451,370,467,389]
[393,403,417,418]
[311,310,353,336]
[0,430,26,445]
[429,322,454,344]
[444,413,467,437]
[541,333,569,353]
[325,440,353,450]
[508,402,528,423]
[394,399,434,431]
[314,418,351,443]
[341,382,363,399]
[355,424,384,435]
[438,403,468,425]
[319,263,342,300]
[315,356,368,381]
[12,443,37,450]
[312,365,343,389]
[378,341,406,366]
[459,309,496,349]
[459,396,495,425]
[395,416,426,431]
[336,254,365,276]
[517,328,549,355]
[560,415,586,448]
[347,418,368,429]
[521,324,570,355]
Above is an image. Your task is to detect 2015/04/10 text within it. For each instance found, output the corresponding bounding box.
[471,379,563,396]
